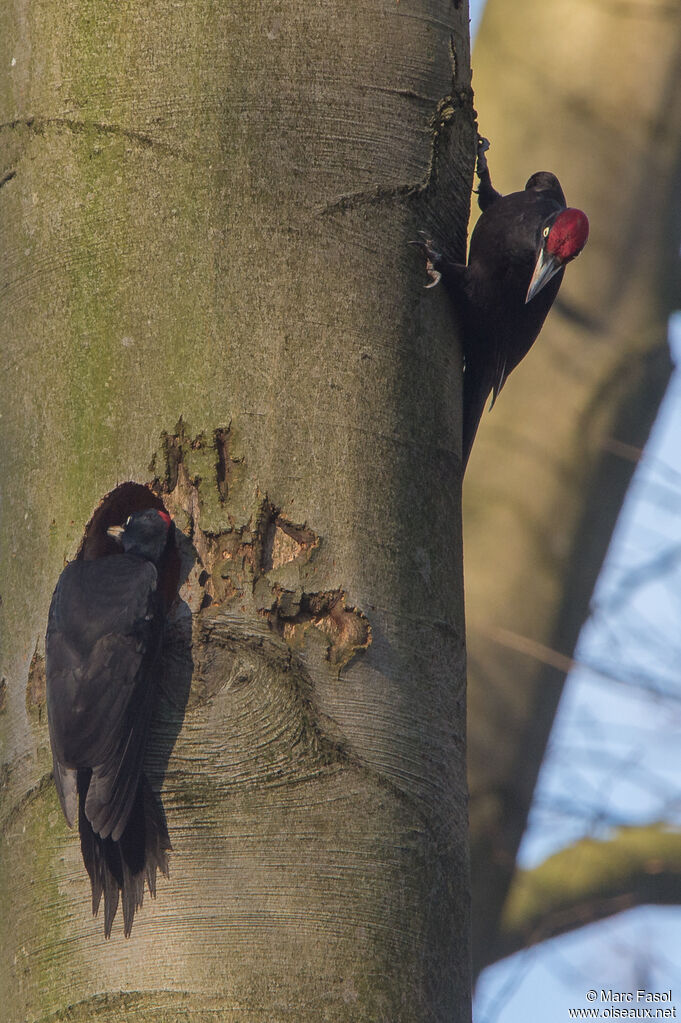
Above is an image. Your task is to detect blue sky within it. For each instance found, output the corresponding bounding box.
[474,323,681,1022]
[468,1,681,1019]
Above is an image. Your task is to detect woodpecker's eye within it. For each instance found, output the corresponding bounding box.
[543,226,550,238]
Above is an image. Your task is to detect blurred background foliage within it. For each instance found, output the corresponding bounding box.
[465,0,681,1018]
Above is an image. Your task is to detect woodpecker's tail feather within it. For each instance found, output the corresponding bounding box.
[78,770,170,937]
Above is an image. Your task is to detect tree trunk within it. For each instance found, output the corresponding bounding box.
[466,0,681,977]
[0,3,475,1020]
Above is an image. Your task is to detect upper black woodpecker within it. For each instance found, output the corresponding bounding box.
[46,507,174,937]
[417,137,589,468]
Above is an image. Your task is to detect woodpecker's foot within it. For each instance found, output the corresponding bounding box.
[410,232,442,288]
[474,135,501,211]
[476,135,490,179]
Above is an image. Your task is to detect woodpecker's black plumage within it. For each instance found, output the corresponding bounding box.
[418,138,588,468]
[46,508,173,937]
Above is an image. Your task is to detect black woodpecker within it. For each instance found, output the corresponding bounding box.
[417,137,589,468]
[46,507,174,937]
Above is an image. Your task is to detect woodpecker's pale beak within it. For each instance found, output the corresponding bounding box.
[107,524,125,542]
[526,248,563,304]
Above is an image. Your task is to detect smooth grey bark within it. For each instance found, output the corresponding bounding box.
[0,2,475,1020]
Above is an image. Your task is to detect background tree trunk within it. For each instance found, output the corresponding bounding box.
[466,0,681,978]
[0,3,476,1020]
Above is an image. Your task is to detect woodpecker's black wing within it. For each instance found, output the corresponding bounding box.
[46,554,163,842]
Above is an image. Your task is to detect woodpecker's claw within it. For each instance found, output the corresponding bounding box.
[476,136,490,178]
[410,232,443,288]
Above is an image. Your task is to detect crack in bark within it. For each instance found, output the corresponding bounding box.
[320,35,472,219]
[318,182,419,216]
[214,426,230,502]
[360,84,439,103]
[317,80,473,219]
[0,116,187,160]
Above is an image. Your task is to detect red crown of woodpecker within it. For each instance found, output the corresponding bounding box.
[547,208,589,262]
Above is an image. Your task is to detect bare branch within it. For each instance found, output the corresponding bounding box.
[491,826,681,963]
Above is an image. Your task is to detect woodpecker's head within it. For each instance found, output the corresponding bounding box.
[526,207,589,304]
[107,508,173,564]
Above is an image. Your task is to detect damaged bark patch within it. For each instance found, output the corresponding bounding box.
[309,592,372,667]
[26,645,46,720]
[262,515,319,573]
[0,677,7,714]
[149,419,372,684]
[275,591,372,669]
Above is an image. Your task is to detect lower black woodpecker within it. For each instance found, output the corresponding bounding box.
[46,507,173,937]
